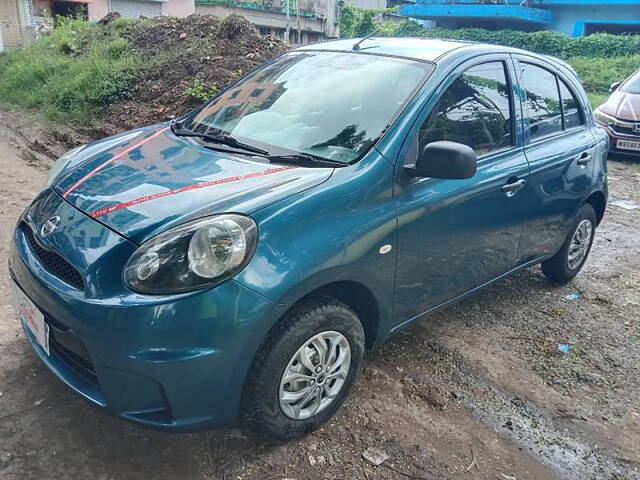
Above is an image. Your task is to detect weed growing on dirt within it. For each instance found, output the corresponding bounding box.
[184,79,218,102]
[0,17,143,124]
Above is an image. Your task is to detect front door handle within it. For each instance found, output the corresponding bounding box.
[577,151,592,166]
[501,178,526,196]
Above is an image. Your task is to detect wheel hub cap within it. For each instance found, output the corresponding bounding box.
[279,331,351,420]
[567,219,593,270]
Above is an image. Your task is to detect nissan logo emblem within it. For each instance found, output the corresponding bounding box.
[40,216,61,237]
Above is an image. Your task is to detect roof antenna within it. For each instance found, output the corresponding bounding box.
[352,30,379,51]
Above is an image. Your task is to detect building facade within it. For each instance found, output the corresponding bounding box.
[1,0,382,49]
[195,0,385,45]
[194,0,339,45]
[1,0,38,48]
[87,0,194,20]
[0,0,194,48]
[400,0,640,37]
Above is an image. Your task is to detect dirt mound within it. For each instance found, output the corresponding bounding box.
[95,14,288,137]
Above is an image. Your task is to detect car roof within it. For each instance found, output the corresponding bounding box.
[296,37,472,62]
[297,37,569,69]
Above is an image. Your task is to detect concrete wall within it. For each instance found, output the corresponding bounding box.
[196,3,337,41]
[33,0,52,16]
[0,0,29,48]
[550,4,640,36]
[88,0,110,19]
[87,0,194,20]
[345,0,386,10]
[163,0,195,16]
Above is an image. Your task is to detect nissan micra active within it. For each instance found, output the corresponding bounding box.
[10,38,608,440]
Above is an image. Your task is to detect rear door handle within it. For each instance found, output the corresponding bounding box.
[577,151,592,166]
[501,178,526,196]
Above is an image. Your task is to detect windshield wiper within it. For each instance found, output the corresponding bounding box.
[265,153,345,168]
[172,122,344,167]
[171,123,269,155]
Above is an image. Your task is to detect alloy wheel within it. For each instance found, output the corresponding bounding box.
[567,219,593,270]
[279,331,351,420]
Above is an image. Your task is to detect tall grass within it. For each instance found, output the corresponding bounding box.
[0,17,140,124]
[569,55,640,95]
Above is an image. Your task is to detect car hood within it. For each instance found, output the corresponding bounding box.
[600,90,640,121]
[53,125,334,243]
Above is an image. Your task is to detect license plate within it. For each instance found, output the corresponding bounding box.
[11,282,50,356]
[616,139,640,152]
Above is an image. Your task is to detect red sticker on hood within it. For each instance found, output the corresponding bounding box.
[88,165,297,219]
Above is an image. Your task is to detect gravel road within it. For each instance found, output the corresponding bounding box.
[1,119,639,479]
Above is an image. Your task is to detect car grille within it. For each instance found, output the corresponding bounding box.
[612,123,640,137]
[47,314,99,387]
[21,222,85,291]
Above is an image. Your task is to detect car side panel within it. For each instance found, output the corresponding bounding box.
[511,55,597,261]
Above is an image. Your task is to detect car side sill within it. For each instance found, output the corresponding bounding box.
[389,256,549,335]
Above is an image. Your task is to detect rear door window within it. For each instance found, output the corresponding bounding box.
[520,63,563,140]
[558,79,584,130]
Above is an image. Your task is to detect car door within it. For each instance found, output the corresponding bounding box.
[392,56,530,326]
[511,56,596,260]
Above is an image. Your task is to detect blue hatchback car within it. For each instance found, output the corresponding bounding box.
[10,37,608,440]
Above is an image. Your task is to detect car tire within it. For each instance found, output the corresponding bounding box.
[541,203,596,284]
[243,297,365,441]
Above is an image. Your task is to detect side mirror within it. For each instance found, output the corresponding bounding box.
[405,141,477,179]
[609,81,621,92]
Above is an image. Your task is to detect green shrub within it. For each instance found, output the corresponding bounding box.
[46,16,95,54]
[0,17,141,123]
[340,5,399,38]
[569,55,640,93]
[340,7,640,58]
[105,37,129,59]
[110,16,137,33]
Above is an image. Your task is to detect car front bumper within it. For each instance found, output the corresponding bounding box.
[599,124,640,157]
[8,199,286,432]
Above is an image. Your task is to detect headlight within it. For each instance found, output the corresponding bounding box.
[593,109,615,126]
[124,214,257,294]
[44,146,83,188]
[592,109,635,129]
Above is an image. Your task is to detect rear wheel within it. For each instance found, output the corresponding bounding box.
[243,298,365,440]
[542,203,596,284]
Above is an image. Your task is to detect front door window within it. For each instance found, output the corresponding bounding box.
[419,61,514,157]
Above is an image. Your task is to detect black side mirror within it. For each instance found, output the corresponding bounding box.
[609,81,621,92]
[404,141,477,179]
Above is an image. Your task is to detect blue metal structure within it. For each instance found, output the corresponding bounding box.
[400,0,640,37]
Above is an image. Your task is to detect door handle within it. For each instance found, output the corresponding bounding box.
[576,151,592,166]
[501,178,526,195]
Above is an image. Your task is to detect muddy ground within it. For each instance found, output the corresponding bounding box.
[0,112,639,479]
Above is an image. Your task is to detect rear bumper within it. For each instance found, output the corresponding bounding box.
[9,225,286,432]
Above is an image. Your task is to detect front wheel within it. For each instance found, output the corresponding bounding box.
[542,203,596,284]
[243,298,365,440]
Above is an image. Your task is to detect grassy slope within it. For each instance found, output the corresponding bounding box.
[0,17,143,124]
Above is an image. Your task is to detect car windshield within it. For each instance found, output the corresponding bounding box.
[184,51,432,164]
[621,69,640,94]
